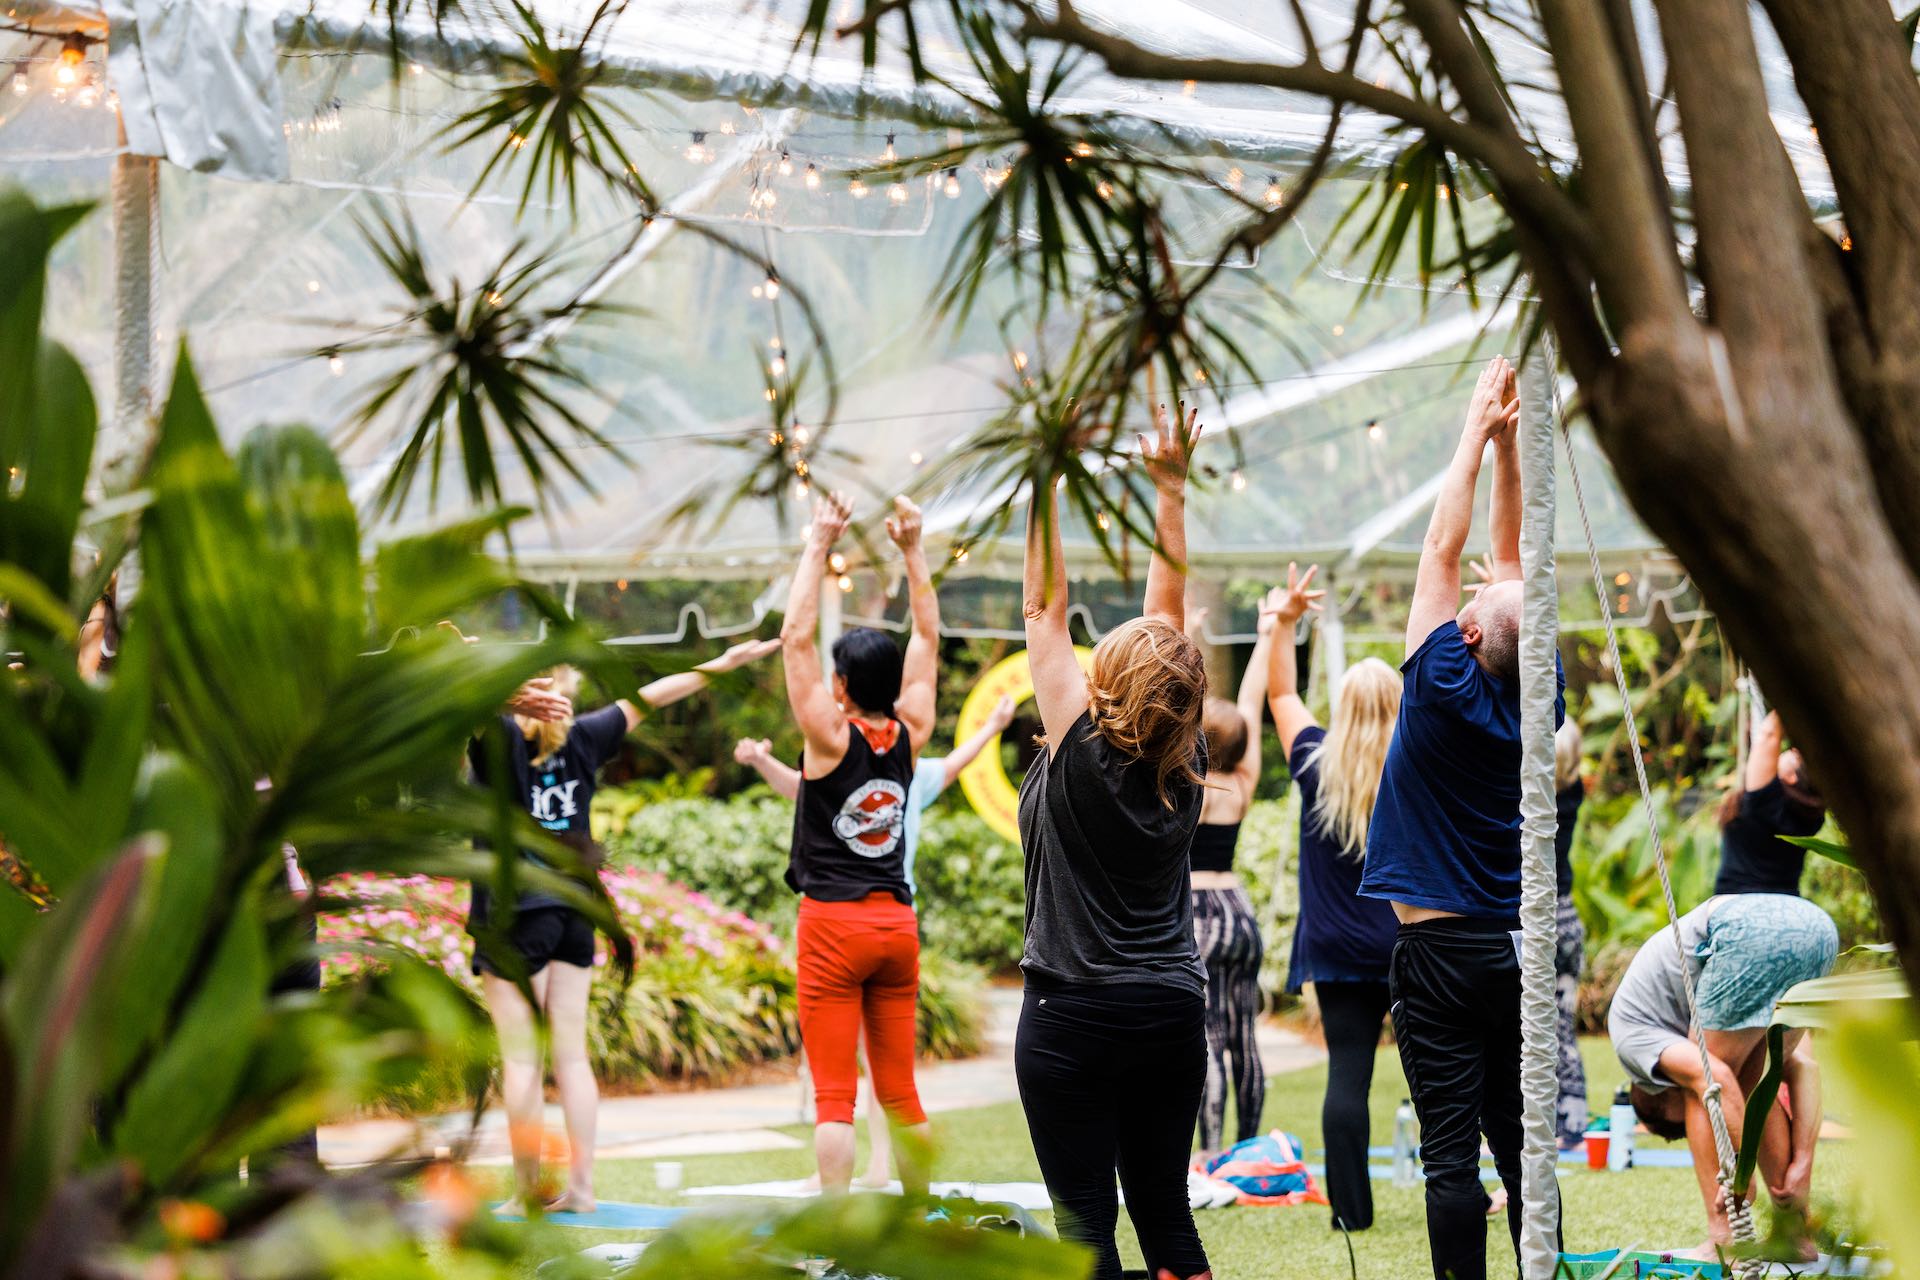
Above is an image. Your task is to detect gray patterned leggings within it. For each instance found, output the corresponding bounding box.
[1193,885,1265,1150]
[1555,892,1589,1146]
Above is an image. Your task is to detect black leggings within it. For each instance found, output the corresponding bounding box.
[1316,979,1391,1231]
[1015,981,1210,1280]
[1193,886,1265,1150]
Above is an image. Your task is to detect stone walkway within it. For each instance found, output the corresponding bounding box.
[319,986,1322,1168]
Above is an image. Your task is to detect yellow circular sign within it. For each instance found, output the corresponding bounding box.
[955,646,1095,845]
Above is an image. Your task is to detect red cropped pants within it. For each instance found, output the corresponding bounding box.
[796,893,925,1127]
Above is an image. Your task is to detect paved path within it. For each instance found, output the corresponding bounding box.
[319,987,1323,1168]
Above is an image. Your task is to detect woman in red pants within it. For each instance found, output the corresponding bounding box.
[779,490,941,1194]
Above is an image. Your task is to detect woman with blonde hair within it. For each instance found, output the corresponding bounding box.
[1552,719,1590,1147]
[1017,404,1212,1280]
[1187,604,1277,1154]
[468,639,780,1214]
[1261,563,1402,1232]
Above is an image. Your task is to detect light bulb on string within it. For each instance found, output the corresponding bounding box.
[793,424,811,445]
[760,273,780,300]
[828,552,847,574]
[1331,323,1345,336]
[1366,419,1384,443]
[793,477,810,500]
[507,132,527,150]
[768,429,784,446]
[1096,179,1113,201]
[56,34,83,86]
[942,168,961,199]
[10,68,27,96]
[778,149,794,177]
[882,132,897,164]
[1613,571,1632,587]
[804,163,822,190]
[951,544,970,564]
[794,459,811,479]
[1263,176,1284,208]
[764,387,776,402]
[306,279,321,294]
[328,353,345,377]
[1072,140,1094,159]
[719,120,736,136]
[410,61,424,75]
[684,131,713,163]
[1230,469,1247,491]
[887,181,909,204]
[836,574,854,593]
[770,346,786,376]
[1224,166,1243,193]
[1095,510,1110,531]
[849,177,868,199]
[908,450,923,465]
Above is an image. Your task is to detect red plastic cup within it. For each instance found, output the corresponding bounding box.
[1584,1131,1609,1170]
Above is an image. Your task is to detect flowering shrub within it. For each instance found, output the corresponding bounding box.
[322,866,983,1103]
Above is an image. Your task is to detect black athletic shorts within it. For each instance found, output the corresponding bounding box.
[471,905,597,977]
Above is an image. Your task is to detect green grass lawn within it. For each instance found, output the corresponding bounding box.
[519,1037,1858,1278]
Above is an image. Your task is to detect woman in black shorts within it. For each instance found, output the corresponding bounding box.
[469,639,779,1213]
[1017,403,1213,1280]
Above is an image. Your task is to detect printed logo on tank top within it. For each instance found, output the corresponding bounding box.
[530,769,580,831]
[830,779,907,857]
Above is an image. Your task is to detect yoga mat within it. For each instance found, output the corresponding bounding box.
[683,1179,1057,1212]
[493,1201,687,1230]
[1363,1145,1694,1168]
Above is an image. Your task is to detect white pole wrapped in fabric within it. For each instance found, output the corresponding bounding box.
[103,134,157,495]
[1515,339,1562,1278]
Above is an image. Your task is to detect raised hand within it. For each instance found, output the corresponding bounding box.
[986,693,1017,734]
[1259,562,1326,627]
[733,736,773,765]
[1463,554,1496,597]
[884,495,923,553]
[702,636,783,674]
[1464,356,1519,446]
[1184,603,1211,647]
[508,676,572,723]
[809,491,853,548]
[1140,400,1202,493]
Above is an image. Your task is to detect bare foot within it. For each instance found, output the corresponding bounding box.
[855,1172,893,1190]
[494,1197,533,1219]
[1674,1240,1725,1262]
[545,1190,597,1215]
[800,1173,823,1194]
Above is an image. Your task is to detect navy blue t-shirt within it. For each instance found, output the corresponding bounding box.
[1554,782,1584,897]
[468,704,627,924]
[1360,621,1565,924]
[1286,725,1399,989]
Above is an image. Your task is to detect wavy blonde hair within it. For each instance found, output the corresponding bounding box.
[1554,719,1584,791]
[1306,657,1401,858]
[518,664,583,765]
[1088,617,1209,808]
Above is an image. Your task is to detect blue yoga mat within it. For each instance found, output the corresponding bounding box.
[491,1201,687,1230]
[1363,1145,1694,1168]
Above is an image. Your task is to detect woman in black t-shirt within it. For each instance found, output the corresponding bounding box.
[1717,710,1827,896]
[779,491,941,1196]
[470,639,779,1215]
[1018,404,1212,1280]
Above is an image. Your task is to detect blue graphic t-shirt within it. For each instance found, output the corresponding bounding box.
[468,704,628,924]
[1361,621,1564,923]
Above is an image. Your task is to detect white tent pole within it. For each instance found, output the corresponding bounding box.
[1515,332,1563,1278]
[1318,581,1347,711]
[818,575,842,682]
[105,119,159,494]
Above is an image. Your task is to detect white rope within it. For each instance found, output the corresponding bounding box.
[1553,380,1762,1274]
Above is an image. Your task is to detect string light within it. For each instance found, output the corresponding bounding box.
[793,477,810,499]
[753,186,778,210]
[882,132,897,164]
[1613,571,1632,587]
[887,181,909,204]
[507,133,527,150]
[837,574,854,592]
[1096,179,1113,201]
[828,552,848,574]
[1011,350,1028,371]
[794,459,810,479]
[409,61,424,75]
[616,578,629,591]
[1095,510,1110,531]
[951,544,970,564]
[1437,184,1451,201]
[909,450,923,465]
[684,131,713,164]
[1263,176,1284,208]
[719,120,736,135]
[1224,166,1243,193]
[777,149,794,177]
[1331,323,1345,336]
[770,346,787,376]
[1841,234,1854,251]
[306,279,321,294]
[849,177,868,199]
[763,387,776,402]
[793,424,810,445]
[1182,80,1197,96]
[1366,419,1384,443]
[768,429,784,446]
[762,273,781,299]
[328,354,345,377]
[804,163,822,190]
[1617,593,1632,613]
[10,68,26,96]
[1230,469,1246,491]
[1072,140,1094,158]
[56,34,83,86]
[942,168,961,199]
[1193,367,1208,384]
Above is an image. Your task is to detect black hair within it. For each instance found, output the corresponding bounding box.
[832,626,903,718]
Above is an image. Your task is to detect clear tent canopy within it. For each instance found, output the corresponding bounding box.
[3,0,1824,645]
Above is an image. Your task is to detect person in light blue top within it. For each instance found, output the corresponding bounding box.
[734,692,1014,1185]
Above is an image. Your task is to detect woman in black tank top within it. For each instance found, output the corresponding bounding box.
[1189,605,1276,1154]
[779,491,942,1196]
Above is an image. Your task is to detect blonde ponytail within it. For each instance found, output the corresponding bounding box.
[1305,657,1401,857]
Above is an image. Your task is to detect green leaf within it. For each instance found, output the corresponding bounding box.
[235,423,365,678]
[1781,834,1856,869]
[113,909,268,1186]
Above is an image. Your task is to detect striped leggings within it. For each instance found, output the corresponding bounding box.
[1192,885,1265,1150]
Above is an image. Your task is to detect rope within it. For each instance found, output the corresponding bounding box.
[1553,380,1763,1275]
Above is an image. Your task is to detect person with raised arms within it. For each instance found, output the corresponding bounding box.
[778,491,941,1195]
[1358,356,1563,1280]
[1260,562,1405,1233]
[468,637,782,1215]
[1016,403,1213,1280]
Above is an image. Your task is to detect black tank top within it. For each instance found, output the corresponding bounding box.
[1189,821,1241,873]
[787,718,916,905]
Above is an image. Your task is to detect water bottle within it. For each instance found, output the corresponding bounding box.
[1392,1098,1419,1187]
[1608,1084,1636,1171]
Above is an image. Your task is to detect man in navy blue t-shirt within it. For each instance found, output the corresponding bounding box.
[1360,356,1564,1280]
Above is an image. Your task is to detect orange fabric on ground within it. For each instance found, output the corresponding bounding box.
[796,892,925,1126]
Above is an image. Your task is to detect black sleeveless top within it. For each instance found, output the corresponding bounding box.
[1189,821,1241,873]
[787,718,916,905]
